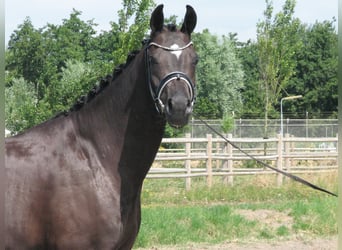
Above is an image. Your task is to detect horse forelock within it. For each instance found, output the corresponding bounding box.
[166,24,177,32]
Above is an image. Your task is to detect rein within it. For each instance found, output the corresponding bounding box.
[194,115,338,197]
[145,41,196,114]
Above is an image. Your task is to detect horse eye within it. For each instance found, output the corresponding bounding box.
[192,55,199,66]
[149,56,159,65]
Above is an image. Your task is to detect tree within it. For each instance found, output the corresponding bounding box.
[286,20,337,118]
[40,10,97,86]
[192,30,244,119]
[238,40,263,118]
[43,59,98,116]
[256,0,302,137]
[6,10,98,101]
[112,0,155,66]
[5,77,39,133]
[239,17,337,120]
[5,1,156,133]
[6,18,45,85]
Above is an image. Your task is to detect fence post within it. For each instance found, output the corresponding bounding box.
[216,141,220,169]
[185,133,191,190]
[336,133,338,166]
[222,136,228,184]
[336,133,338,153]
[206,134,213,188]
[277,133,283,186]
[223,134,233,186]
[284,133,290,172]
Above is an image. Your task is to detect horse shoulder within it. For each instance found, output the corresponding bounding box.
[5,118,123,248]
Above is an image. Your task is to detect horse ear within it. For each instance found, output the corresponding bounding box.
[150,4,164,33]
[181,5,197,35]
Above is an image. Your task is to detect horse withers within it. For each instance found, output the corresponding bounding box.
[5,5,197,249]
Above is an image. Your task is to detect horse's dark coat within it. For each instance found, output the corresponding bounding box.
[5,5,197,250]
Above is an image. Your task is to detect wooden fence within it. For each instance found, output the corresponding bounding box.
[147,133,338,190]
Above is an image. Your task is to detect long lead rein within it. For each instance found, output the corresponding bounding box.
[194,115,338,197]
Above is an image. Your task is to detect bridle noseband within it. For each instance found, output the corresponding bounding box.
[145,41,196,114]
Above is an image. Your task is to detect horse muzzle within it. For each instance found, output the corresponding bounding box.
[164,94,193,128]
[151,71,195,128]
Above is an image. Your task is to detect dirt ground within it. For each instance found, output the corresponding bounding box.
[141,237,337,250]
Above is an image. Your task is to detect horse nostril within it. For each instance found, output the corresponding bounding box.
[166,97,192,115]
[167,99,173,113]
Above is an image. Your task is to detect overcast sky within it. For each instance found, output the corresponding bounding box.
[5,0,337,44]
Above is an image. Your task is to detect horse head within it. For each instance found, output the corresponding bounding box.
[146,4,198,128]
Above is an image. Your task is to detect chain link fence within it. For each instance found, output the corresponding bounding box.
[189,118,338,138]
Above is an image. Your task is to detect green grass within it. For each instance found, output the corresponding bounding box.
[137,205,256,247]
[134,173,338,249]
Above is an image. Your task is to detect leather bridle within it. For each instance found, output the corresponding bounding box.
[145,41,196,114]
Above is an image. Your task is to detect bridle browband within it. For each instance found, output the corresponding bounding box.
[145,41,196,114]
[148,41,193,51]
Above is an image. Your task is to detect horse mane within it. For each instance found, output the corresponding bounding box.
[54,48,142,118]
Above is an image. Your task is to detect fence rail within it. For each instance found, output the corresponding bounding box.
[147,133,338,189]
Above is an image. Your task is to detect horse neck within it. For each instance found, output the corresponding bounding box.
[72,51,166,177]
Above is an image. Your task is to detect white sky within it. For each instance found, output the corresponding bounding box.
[5,0,337,44]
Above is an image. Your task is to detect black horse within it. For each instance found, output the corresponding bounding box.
[5,5,197,249]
